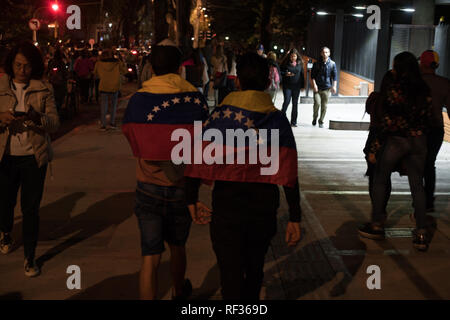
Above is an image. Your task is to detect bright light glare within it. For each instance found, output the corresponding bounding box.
[51,4,59,11]
[401,8,415,12]
[317,11,328,15]
[352,13,364,18]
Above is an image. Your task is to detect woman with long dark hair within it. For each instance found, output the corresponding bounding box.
[359,52,432,251]
[0,42,59,276]
[280,48,304,127]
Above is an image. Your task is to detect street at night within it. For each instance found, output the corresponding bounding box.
[0,0,450,312]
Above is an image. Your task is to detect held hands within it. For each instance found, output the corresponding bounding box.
[331,86,337,94]
[188,201,212,225]
[285,222,301,247]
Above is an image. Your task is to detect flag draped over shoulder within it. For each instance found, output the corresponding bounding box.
[184,90,298,187]
[122,74,209,160]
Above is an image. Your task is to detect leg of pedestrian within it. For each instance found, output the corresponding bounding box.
[318,89,330,127]
[109,91,119,129]
[290,87,301,126]
[139,254,161,300]
[100,92,108,130]
[312,91,321,125]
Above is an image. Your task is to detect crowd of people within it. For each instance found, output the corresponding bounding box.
[0,37,449,302]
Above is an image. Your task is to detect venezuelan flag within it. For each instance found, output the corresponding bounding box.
[184,90,298,187]
[122,74,209,160]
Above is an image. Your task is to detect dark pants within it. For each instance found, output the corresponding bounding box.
[79,78,90,103]
[0,155,47,261]
[372,136,427,229]
[424,127,444,209]
[52,84,67,112]
[211,181,279,300]
[281,86,301,125]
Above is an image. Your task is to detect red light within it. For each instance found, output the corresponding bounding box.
[131,50,137,55]
[52,68,58,71]
[51,3,59,12]
[128,68,132,72]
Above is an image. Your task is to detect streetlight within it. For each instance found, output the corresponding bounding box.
[225,36,229,40]
[400,8,415,12]
[274,45,278,50]
[317,11,328,15]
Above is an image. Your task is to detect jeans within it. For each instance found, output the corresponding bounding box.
[134,182,192,256]
[281,86,301,125]
[372,135,427,229]
[313,89,330,124]
[0,155,47,261]
[424,127,444,208]
[100,91,119,127]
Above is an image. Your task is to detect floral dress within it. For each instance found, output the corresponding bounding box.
[367,78,432,164]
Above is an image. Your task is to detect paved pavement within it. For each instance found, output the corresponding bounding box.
[0,87,449,300]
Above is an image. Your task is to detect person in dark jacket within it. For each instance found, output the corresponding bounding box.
[280,49,304,127]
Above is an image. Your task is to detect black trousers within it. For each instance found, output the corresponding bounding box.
[424,127,444,208]
[0,155,47,261]
[281,86,301,125]
[211,181,278,300]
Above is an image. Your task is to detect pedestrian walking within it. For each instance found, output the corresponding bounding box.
[419,50,450,212]
[185,52,302,300]
[0,41,60,276]
[211,44,228,105]
[47,48,68,113]
[281,49,304,127]
[311,46,337,128]
[94,48,127,130]
[266,51,281,103]
[359,52,433,251]
[73,50,94,104]
[122,40,210,300]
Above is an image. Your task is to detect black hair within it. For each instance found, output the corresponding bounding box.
[392,51,430,107]
[393,51,428,91]
[236,52,269,91]
[281,48,301,67]
[150,45,182,76]
[0,46,10,70]
[4,41,45,79]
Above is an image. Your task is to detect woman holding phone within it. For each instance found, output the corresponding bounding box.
[0,41,59,277]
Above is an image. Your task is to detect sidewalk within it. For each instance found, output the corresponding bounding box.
[0,87,449,300]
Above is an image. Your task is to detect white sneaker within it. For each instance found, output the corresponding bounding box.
[24,259,41,277]
[0,232,13,254]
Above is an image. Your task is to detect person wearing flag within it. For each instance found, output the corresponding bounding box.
[122,41,210,300]
[185,52,302,300]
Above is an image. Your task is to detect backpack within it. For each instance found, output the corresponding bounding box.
[268,65,280,90]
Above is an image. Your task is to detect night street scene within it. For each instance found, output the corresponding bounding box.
[0,0,450,311]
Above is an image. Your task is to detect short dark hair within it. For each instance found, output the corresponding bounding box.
[5,42,45,80]
[236,52,269,91]
[150,45,182,76]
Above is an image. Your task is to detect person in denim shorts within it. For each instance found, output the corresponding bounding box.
[123,41,210,300]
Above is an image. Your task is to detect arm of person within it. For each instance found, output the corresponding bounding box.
[331,62,338,94]
[0,110,15,127]
[27,90,60,133]
[185,177,211,224]
[283,180,302,247]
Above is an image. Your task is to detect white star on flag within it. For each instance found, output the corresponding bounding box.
[147,113,154,121]
[194,98,201,104]
[161,101,170,108]
[211,111,221,120]
[234,111,245,123]
[153,106,161,113]
[222,108,233,119]
[172,97,181,104]
[184,96,192,102]
[244,118,254,129]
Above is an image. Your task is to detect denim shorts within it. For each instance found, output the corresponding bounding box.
[134,181,192,256]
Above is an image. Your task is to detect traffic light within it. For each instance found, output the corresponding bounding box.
[51,2,60,12]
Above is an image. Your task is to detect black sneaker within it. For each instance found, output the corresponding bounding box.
[24,259,41,277]
[172,279,192,300]
[412,229,429,252]
[312,120,317,126]
[0,232,13,254]
[291,123,297,127]
[319,123,324,128]
[358,223,385,240]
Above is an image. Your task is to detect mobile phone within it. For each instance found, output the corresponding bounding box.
[13,111,26,117]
